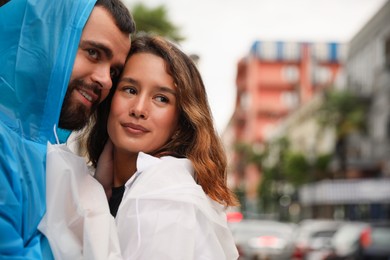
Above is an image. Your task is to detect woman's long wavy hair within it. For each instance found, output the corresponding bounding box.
[85,34,238,207]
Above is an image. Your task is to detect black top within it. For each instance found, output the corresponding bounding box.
[109,185,125,217]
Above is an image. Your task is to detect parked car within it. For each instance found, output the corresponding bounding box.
[358,222,390,260]
[229,219,297,260]
[292,219,344,260]
[324,221,370,260]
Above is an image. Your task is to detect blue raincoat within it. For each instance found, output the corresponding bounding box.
[0,0,96,258]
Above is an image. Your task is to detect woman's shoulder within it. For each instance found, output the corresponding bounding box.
[129,152,198,194]
[138,152,194,179]
[124,153,231,227]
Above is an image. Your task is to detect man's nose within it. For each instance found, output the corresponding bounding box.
[91,64,112,90]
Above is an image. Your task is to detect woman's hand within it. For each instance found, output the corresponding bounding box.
[95,139,114,200]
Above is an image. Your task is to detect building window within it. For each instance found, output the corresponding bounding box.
[240,91,250,111]
[282,65,300,83]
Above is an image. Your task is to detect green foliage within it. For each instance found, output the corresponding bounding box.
[131,3,185,43]
[233,142,252,154]
[314,153,332,170]
[236,138,332,216]
[317,89,368,174]
[233,142,263,168]
[234,187,246,212]
[312,153,333,180]
[318,89,367,137]
[257,168,278,212]
[281,151,310,186]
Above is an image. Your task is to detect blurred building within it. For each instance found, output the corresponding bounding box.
[299,0,390,220]
[290,1,390,221]
[223,0,390,221]
[344,0,390,179]
[234,41,346,144]
[224,41,346,203]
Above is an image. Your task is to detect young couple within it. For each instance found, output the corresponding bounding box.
[1,0,238,258]
[43,33,240,260]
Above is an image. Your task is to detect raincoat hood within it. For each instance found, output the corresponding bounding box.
[0,0,96,258]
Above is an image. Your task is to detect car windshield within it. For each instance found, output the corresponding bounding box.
[371,228,390,247]
[231,221,295,241]
[312,230,336,238]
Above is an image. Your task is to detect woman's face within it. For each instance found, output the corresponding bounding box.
[107,53,179,155]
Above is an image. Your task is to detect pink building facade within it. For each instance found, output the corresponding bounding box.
[233,41,346,145]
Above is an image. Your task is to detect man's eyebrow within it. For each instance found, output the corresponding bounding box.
[80,40,113,59]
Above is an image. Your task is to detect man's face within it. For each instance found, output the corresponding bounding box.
[59,6,130,130]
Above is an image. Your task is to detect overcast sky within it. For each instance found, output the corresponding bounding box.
[124,0,388,132]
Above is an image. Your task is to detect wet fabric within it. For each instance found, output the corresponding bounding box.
[0,0,96,258]
[116,152,239,260]
[38,143,122,260]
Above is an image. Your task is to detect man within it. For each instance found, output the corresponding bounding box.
[0,0,135,258]
[59,0,134,138]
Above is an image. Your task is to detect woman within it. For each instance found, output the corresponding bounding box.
[86,34,239,259]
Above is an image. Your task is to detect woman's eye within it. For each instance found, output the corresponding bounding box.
[123,87,137,95]
[155,96,169,103]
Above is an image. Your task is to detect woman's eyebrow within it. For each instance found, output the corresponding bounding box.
[157,86,176,95]
[119,77,138,86]
[119,78,176,95]
[118,77,176,98]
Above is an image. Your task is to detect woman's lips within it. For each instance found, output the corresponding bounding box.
[121,122,149,134]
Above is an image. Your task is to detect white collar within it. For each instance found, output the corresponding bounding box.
[124,152,162,189]
[136,152,161,173]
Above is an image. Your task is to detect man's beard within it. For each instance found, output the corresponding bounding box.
[58,79,100,131]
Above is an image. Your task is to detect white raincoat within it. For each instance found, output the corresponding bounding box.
[40,147,238,259]
[116,152,239,260]
[39,142,122,260]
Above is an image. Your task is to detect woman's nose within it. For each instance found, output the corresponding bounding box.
[130,110,146,119]
[130,98,148,119]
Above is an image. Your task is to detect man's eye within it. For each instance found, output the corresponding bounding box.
[110,68,120,79]
[87,49,99,59]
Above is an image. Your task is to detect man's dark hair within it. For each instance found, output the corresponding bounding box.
[0,0,10,7]
[95,0,136,34]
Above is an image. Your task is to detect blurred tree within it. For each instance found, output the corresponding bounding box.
[233,142,264,216]
[235,136,333,219]
[130,3,185,43]
[312,153,333,180]
[255,138,289,216]
[317,89,368,177]
[282,151,310,186]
